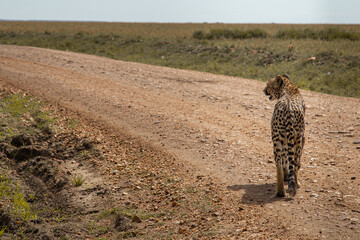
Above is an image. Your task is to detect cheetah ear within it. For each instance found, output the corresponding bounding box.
[282,74,289,79]
[276,75,283,88]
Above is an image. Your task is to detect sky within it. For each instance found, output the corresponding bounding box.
[0,0,359,24]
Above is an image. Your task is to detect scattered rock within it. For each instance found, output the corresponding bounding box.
[310,193,319,198]
[132,215,142,223]
[178,227,186,234]
[211,212,219,217]
[350,218,359,224]
[307,56,316,62]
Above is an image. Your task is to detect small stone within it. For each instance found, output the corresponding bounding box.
[307,56,316,62]
[211,212,220,217]
[132,215,142,223]
[171,201,179,207]
[112,170,119,175]
[353,140,360,144]
[178,228,186,234]
[310,193,319,198]
[351,176,356,180]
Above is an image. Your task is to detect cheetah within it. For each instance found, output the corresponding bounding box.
[264,74,305,197]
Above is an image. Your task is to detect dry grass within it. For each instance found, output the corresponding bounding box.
[1,21,360,39]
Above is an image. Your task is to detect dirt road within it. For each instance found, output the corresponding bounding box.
[1,45,359,239]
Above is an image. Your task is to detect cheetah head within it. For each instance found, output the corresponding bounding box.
[263,75,287,100]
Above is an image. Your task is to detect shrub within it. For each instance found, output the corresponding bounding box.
[192,30,205,40]
[275,28,360,41]
[193,28,268,40]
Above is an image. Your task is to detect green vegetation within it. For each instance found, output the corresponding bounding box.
[0,92,55,140]
[0,92,55,236]
[193,28,268,40]
[0,21,359,98]
[71,175,84,187]
[0,172,37,222]
[275,28,360,41]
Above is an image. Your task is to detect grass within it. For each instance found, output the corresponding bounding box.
[193,28,268,40]
[275,27,360,41]
[0,172,37,223]
[71,175,84,187]
[0,21,359,98]
[0,92,53,233]
[0,226,5,237]
[0,92,55,140]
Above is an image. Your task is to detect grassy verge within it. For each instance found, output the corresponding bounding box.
[0,93,55,140]
[0,91,55,238]
[0,89,255,239]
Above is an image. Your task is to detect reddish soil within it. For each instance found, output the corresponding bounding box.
[0,45,359,239]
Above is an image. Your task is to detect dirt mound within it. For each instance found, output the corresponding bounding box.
[0,130,96,239]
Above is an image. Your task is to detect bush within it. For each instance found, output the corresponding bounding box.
[275,28,360,41]
[193,28,268,40]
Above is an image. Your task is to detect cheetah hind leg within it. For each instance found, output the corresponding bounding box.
[287,174,298,197]
[276,164,285,197]
[283,168,289,182]
[295,170,301,188]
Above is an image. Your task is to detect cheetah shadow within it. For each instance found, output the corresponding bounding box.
[227,183,293,204]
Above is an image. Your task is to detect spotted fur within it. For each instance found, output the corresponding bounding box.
[264,74,305,197]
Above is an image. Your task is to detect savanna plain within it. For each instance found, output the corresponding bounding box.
[0,21,359,239]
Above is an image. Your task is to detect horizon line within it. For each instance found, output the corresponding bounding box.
[1,19,360,25]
